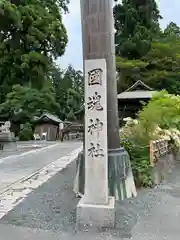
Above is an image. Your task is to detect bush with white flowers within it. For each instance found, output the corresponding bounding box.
[120,90,180,187]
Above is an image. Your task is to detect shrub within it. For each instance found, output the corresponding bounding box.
[121,136,153,188]
[120,90,180,187]
[19,123,33,141]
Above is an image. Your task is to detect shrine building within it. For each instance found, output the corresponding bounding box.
[117,80,157,126]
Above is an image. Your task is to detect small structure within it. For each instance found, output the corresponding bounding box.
[117,80,157,125]
[61,121,84,141]
[34,113,63,141]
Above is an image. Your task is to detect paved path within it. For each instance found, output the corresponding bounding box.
[0,160,179,239]
[0,141,55,159]
[0,141,82,190]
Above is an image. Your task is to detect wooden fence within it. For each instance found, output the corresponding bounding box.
[149,139,169,167]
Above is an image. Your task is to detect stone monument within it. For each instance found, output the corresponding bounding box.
[76,59,115,228]
[0,121,16,151]
[0,121,11,132]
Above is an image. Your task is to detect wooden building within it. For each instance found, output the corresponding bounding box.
[34,113,63,141]
[61,121,84,141]
[117,80,157,126]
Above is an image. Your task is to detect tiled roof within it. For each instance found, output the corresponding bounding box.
[125,80,153,92]
[35,113,63,123]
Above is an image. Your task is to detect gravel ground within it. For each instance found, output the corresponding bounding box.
[0,161,180,239]
[0,162,81,232]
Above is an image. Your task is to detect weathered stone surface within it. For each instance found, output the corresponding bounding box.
[76,196,115,228]
[77,58,115,228]
[84,59,109,205]
[0,132,15,142]
[152,153,176,185]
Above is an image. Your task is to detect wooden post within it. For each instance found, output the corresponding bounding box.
[149,140,154,167]
[80,0,120,149]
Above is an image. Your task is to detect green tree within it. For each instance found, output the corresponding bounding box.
[116,22,180,94]
[140,23,180,93]
[163,22,180,40]
[116,56,148,92]
[0,0,68,103]
[141,42,180,93]
[0,84,59,123]
[51,65,84,121]
[114,0,161,59]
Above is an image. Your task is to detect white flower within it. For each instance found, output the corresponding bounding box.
[154,126,162,133]
[174,139,180,147]
[132,119,138,125]
[123,117,132,122]
[161,135,171,141]
[164,130,171,136]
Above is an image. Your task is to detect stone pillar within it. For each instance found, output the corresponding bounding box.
[76,59,115,228]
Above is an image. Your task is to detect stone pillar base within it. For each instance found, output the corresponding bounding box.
[76,196,115,228]
[3,142,17,151]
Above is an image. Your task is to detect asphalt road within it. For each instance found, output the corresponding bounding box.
[0,161,180,240]
[0,141,82,190]
[0,141,179,239]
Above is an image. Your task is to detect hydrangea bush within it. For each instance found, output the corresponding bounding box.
[120,91,180,187]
